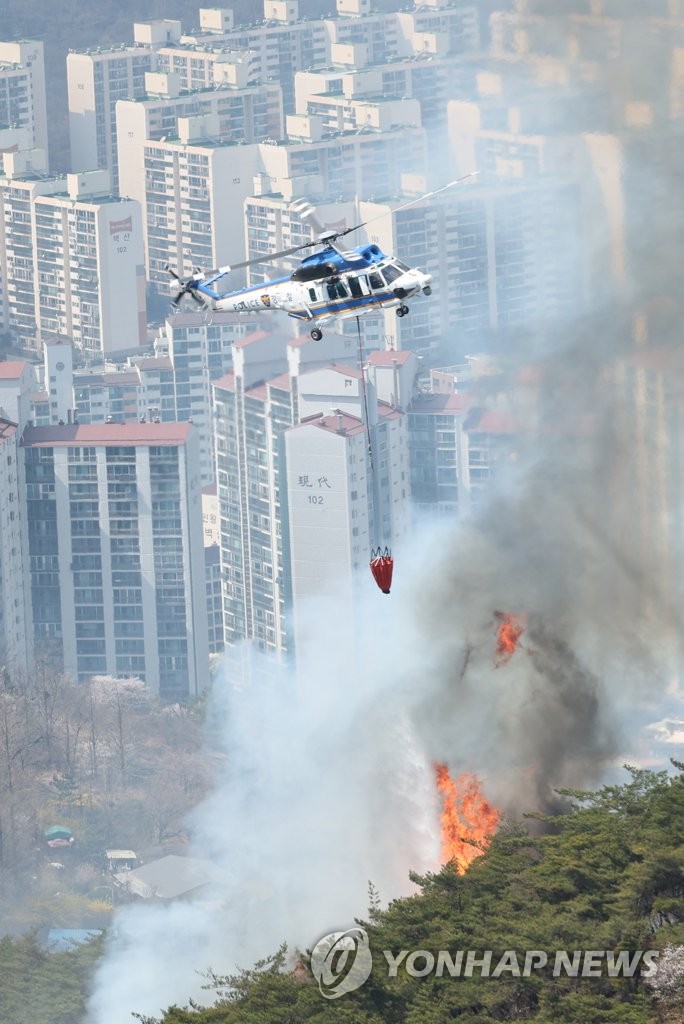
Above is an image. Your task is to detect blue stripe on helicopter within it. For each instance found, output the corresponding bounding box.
[197,275,291,300]
[287,292,396,319]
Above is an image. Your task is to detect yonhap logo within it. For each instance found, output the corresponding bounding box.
[310,928,373,999]
[308,934,663,999]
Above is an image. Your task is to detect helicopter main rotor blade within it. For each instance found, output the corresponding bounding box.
[290,198,326,236]
[332,171,479,242]
[218,240,318,275]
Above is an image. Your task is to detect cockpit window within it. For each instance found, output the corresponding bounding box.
[381,265,403,284]
[394,260,411,272]
[368,272,384,290]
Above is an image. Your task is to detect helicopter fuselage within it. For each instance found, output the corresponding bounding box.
[193,243,432,331]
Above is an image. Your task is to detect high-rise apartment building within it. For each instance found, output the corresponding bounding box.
[285,359,412,652]
[294,62,424,137]
[214,334,304,654]
[143,122,263,286]
[0,158,146,358]
[151,40,258,95]
[346,176,582,353]
[0,41,48,162]
[67,21,182,188]
[21,421,208,699]
[68,46,156,189]
[117,71,282,269]
[297,4,480,143]
[214,330,412,657]
[68,370,140,427]
[0,414,31,679]
[407,376,516,518]
[138,312,257,484]
[261,123,428,207]
[208,1,329,115]
[204,542,223,654]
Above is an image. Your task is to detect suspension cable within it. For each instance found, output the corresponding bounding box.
[356,315,373,475]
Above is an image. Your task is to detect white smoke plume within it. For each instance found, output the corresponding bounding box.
[87,438,682,1023]
[86,596,443,1023]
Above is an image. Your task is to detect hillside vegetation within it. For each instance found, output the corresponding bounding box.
[1,764,682,1023]
[0,670,209,935]
[137,766,684,1024]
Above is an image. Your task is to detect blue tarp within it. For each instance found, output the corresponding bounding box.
[45,929,102,951]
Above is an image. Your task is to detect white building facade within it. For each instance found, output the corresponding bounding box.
[67,24,182,188]
[116,72,283,247]
[143,126,262,286]
[0,41,48,161]
[0,161,147,358]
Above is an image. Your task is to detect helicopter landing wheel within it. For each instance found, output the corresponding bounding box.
[310,327,323,341]
[396,304,409,318]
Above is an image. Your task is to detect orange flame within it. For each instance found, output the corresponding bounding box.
[494,611,526,666]
[434,763,500,873]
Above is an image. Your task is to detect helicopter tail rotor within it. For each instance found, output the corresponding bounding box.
[166,265,207,308]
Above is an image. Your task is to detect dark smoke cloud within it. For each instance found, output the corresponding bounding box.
[408,296,684,816]
[403,0,684,811]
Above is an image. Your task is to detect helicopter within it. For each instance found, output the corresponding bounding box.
[167,174,476,340]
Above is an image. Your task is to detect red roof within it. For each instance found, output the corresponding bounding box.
[268,372,292,391]
[368,350,413,366]
[102,371,141,386]
[213,372,236,392]
[410,392,472,415]
[22,422,193,447]
[134,356,173,372]
[300,411,367,437]
[328,363,363,379]
[233,330,272,349]
[377,404,402,421]
[0,360,30,380]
